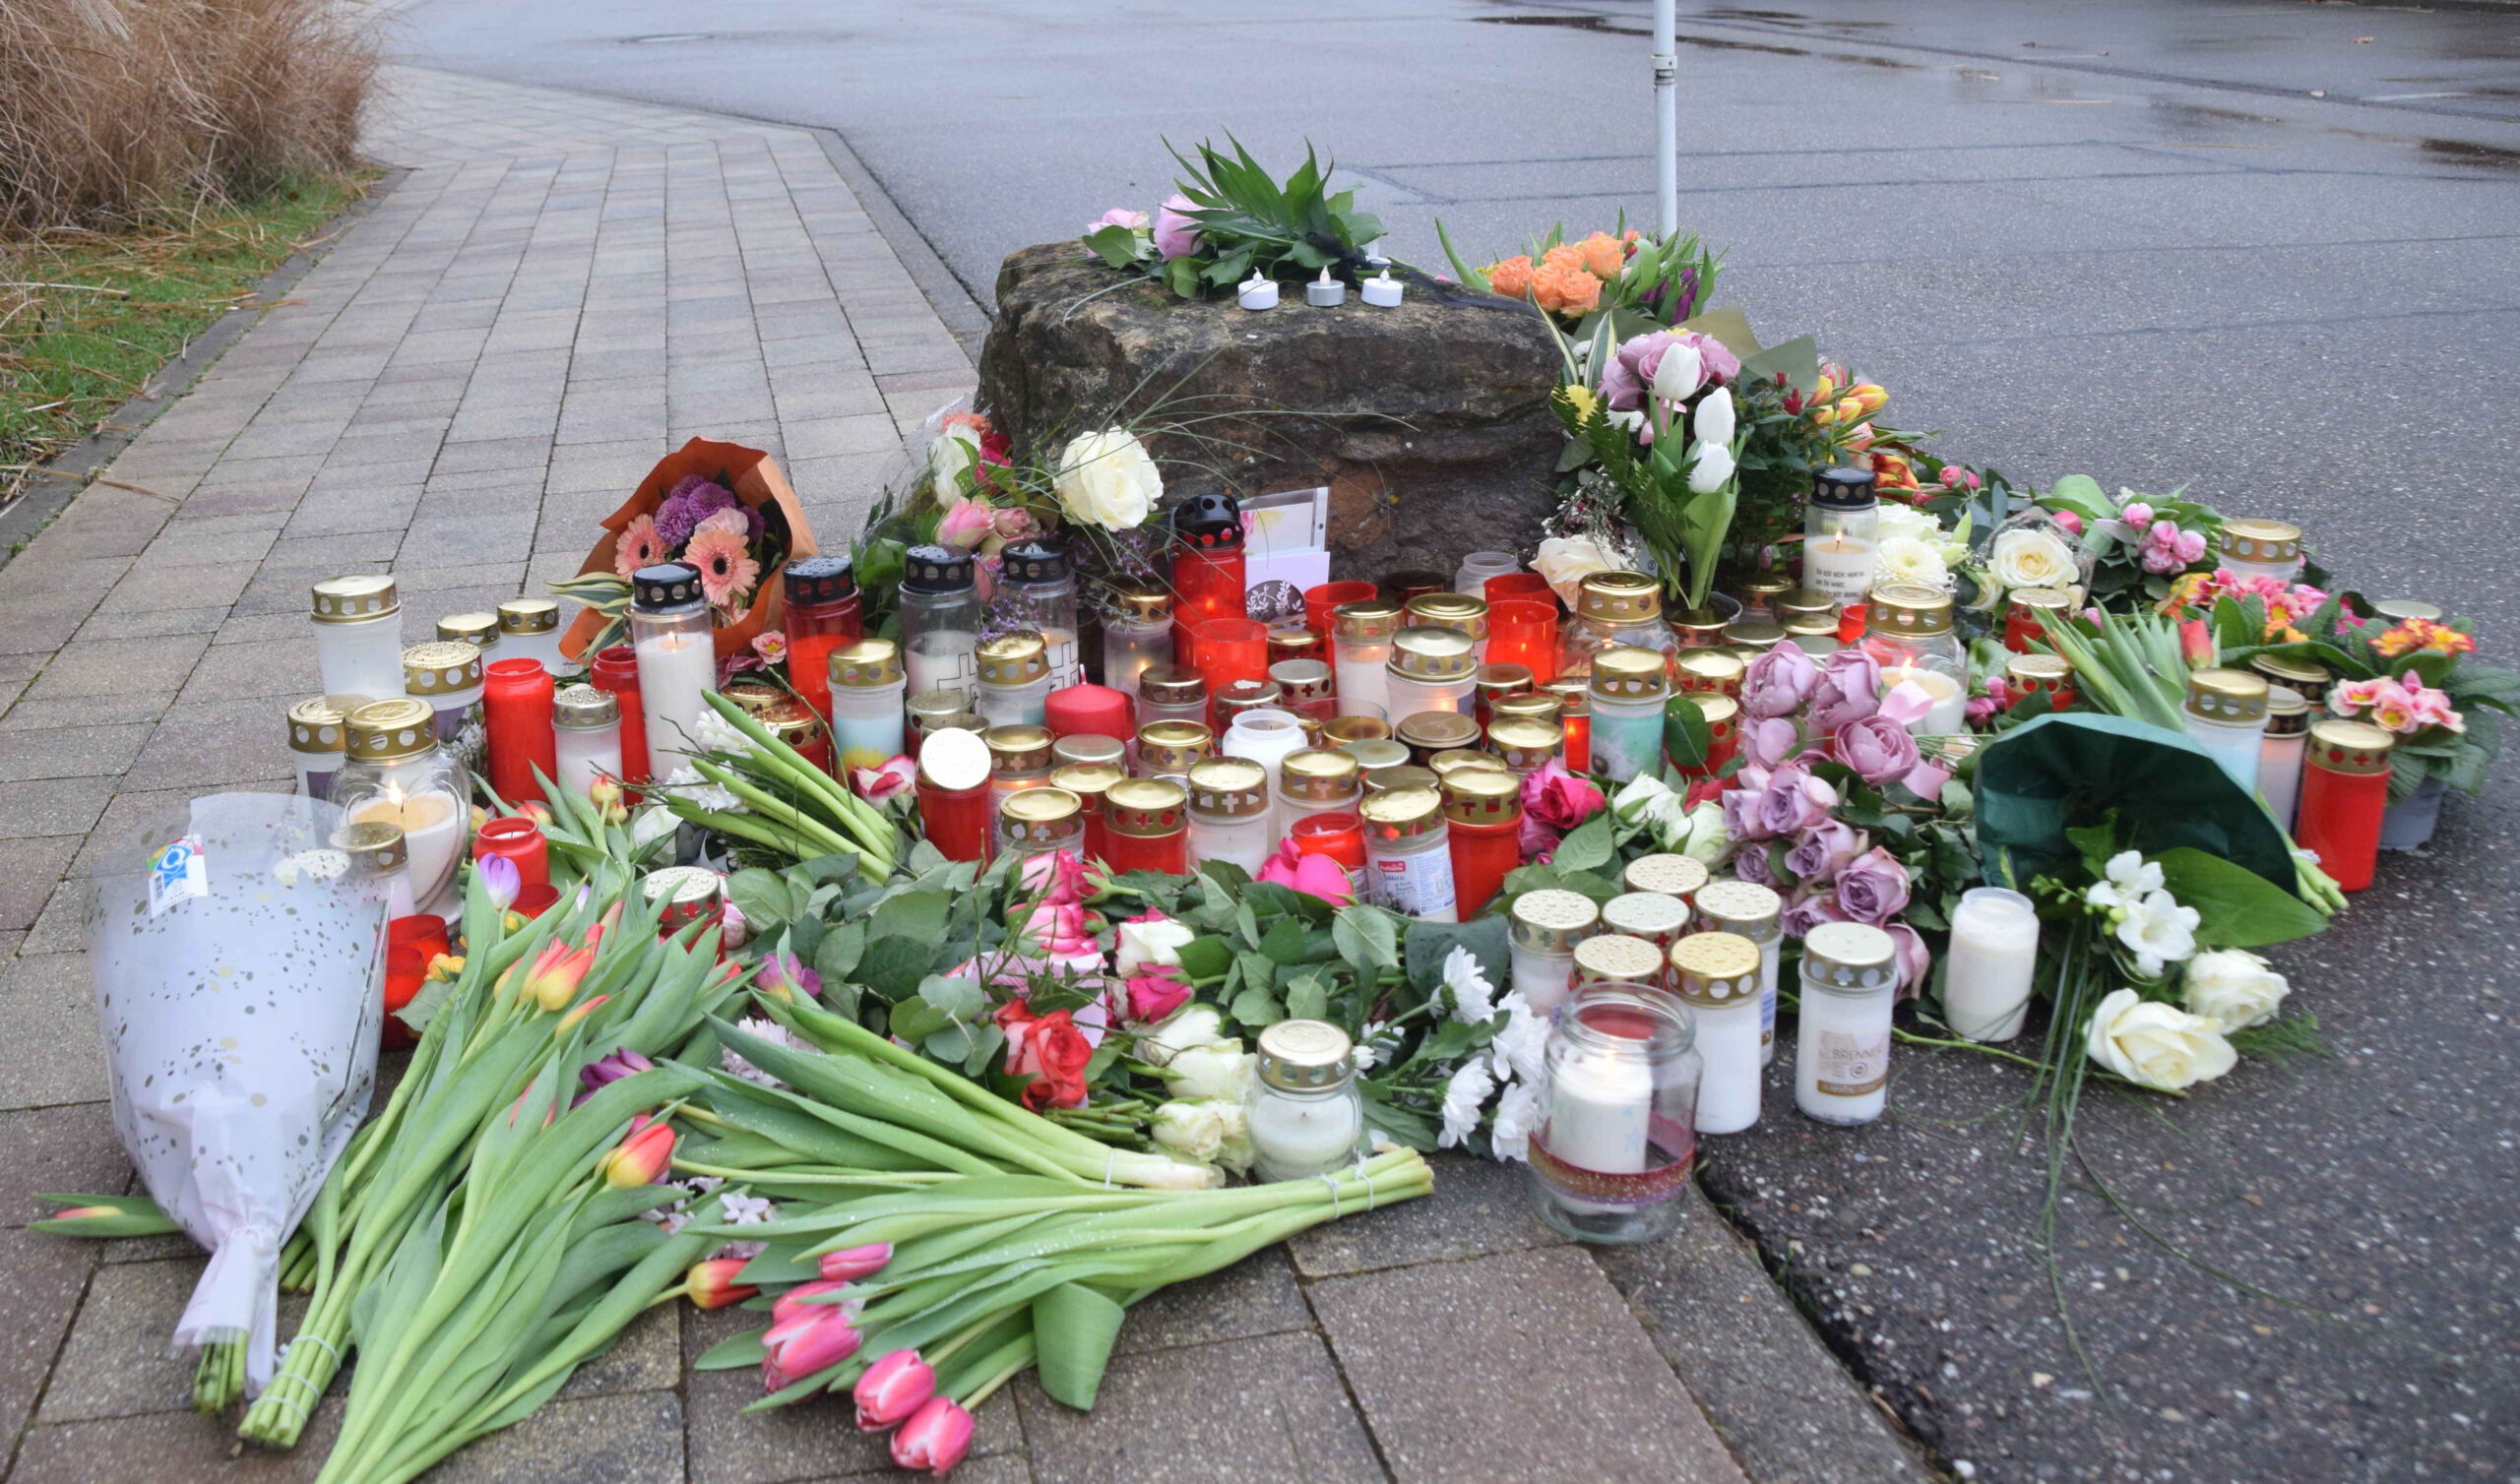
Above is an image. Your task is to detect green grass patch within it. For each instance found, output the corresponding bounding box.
[1,170,370,506]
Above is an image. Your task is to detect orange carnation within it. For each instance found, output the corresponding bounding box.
[1485,255,1534,299]
[1532,262,1603,316]
[1571,232,1624,279]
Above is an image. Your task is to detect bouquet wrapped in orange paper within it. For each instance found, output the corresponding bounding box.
[554,438,817,663]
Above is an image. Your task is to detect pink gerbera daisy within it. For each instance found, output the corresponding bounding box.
[615,513,665,579]
[685,525,761,608]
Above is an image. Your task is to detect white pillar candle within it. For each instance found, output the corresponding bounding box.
[1361,271,1403,307]
[1334,642,1392,717]
[1221,709,1310,837]
[1545,1046,1655,1176]
[1881,665,1967,735]
[1802,534,1874,610]
[1247,1093,1361,1181]
[1943,887,2040,1043]
[1690,996,1764,1134]
[556,727,622,801]
[634,628,719,771]
[906,631,977,703]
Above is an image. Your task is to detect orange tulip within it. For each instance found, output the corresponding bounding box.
[601,1115,676,1188]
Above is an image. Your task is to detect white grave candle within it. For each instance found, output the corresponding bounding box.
[1881,665,1968,735]
[1944,887,2041,1042]
[634,628,718,771]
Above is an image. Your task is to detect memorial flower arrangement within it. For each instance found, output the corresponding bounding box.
[1081,137,1386,299]
[1436,220,1724,339]
[2237,598,2516,801]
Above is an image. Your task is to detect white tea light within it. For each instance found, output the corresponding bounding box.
[1237,275,1279,311]
[1305,268,1346,307]
[1361,271,1403,308]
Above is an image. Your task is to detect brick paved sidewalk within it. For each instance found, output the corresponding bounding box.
[0,67,1915,1484]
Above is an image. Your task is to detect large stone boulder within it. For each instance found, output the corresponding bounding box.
[976,244,1565,576]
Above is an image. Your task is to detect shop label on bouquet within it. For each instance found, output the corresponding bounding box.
[148,836,210,917]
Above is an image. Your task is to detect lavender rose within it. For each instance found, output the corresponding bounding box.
[1785,820,1867,884]
[1832,846,1913,926]
[1885,924,1931,1001]
[1755,764,1837,837]
[1780,888,1847,939]
[1833,714,1921,787]
[1599,330,1744,412]
[1810,649,1883,732]
[1732,841,1778,888]
[1743,716,1800,771]
[1722,785,1770,844]
[1741,645,1818,721]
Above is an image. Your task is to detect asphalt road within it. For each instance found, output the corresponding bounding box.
[398,3,2520,1479]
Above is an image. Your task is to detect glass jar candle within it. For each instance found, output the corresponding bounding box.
[1588,646,1669,784]
[783,555,863,727]
[1543,677,1592,773]
[1103,776,1190,876]
[1801,465,1878,611]
[735,683,831,775]
[1290,810,1367,898]
[976,631,1053,728]
[482,655,556,806]
[1723,620,1788,663]
[1382,569,1447,605]
[1323,715,1393,751]
[1860,584,1968,735]
[1670,607,1729,649]
[1191,618,1269,727]
[1360,785,1457,922]
[1102,586,1174,698]
[403,641,486,776]
[1332,599,1402,718]
[1185,758,1273,877]
[914,727,994,863]
[2259,688,2310,832]
[287,695,353,801]
[1442,768,1522,919]
[1675,695,1740,782]
[1673,649,1745,702]
[1049,762,1125,863]
[1558,571,1673,681]
[2250,652,2332,712]
[1602,892,1692,978]
[629,562,717,773]
[1222,707,1309,834]
[1570,932,1666,993]
[1731,572,1794,621]
[1279,747,1363,829]
[2371,598,2443,624]
[1344,735,1409,778]
[906,690,980,757]
[496,598,567,675]
[1215,678,1284,730]
[996,538,1081,688]
[1485,599,1559,688]
[899,545,981,704]
[1507,888,1597,1017]
[2219,517,2304,585]
[1000,785,1085,863]
[1526,983,1701,1245]
[311,575,406,701]
[1268,624,1319,668]
[982,724,1054,815]
[826,639,908,775]
[590,644,649,785]
[1796,921,1900,1126]
[1407,591,1490,663]
[1773,587,1836,628]
[1693,880,1783,1066]
[1395,710,1480,766]
[1428,750,1507,785]
[1306,580,1378,644]
[2005,653,2078,714]
[552,683,622,800]
[1053,733,1126,771]
[472,814,549,891]
[2001,587,2074,654]
[1133,664,1209,731]
[1491,690,1563,726]
[1270,658,1336,723]
[1136,719,1213,786]
[1474,663,1534,728]
[332,699,471,919]
[1452,550,1519,598]
[1365,764,1441,798]
[2181,668,2270,794]
[437,610,499,655]
[1943,886,2040,1043]
[1245,1020,1364,1182]
[1487,717,1563,776]
[1170,492,1247,657]
[336,819,416,920]
[1385,627,1479,719]
[2297,719,2394,893]
[1671,931,1765,1136]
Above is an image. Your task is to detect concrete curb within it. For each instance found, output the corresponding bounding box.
[805,127,994,359]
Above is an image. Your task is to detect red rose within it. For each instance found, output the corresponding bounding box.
[996,1003,1093,1109]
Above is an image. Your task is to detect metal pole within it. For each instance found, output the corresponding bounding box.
[1653,0,1677,236]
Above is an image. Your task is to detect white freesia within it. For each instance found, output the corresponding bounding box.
[1151,1100,1228,1164]
[1163,1041,1255,1102]
[2115,890,2201,979]
[928,422,980,508]
[1686,439,1736,494]
[1987,526,2078,594]
[690,708,755,755]
[1437,1059,1496,1148]
[1052,427,1161,530]
[2084,850,2164,913]
[1440,945,1497,1024]
[2182,950,2290,1029]
[1607,408,1648,437]
[1651,341,1704,402]
[1532,536,1622,607]
[2086,988,2236,1091]
[1692,387,1735,448]
[1137,1004,1228,1067]
[1487,1079,1544,1163]
[660,764,742,816]
[1114,914,1199,978]
[1353,1020,1396,1073]
[1874,534,1951,589]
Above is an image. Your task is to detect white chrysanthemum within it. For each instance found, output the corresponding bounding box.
[1440,945,1497,1024]
[1437,1059,1496,1149]
[1487,1079,1544,1163]
[1353,1020,1396,1074]
[2115,890,2201,979]
[1489,993,1549,1085]
[1874,534,1950,589]
[721,1017,806,1087]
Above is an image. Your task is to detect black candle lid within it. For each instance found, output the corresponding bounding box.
[999,537,1069,587]
[631,562,704,610]
[785,554,856,605]
[901,545,975,593]
[1811,466,1877,510]
[1172,492,1244,551]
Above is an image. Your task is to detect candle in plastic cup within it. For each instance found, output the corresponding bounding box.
[1487,598,1561,686]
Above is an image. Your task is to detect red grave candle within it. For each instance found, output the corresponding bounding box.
[1305,581,1378,643]
[1487,598,1561,686]
[1102,776,1189,876]
[590,645,650,787]
[483,657,557,806]
[472,814,550,890]
[2295,720,2394,894]
[783,556,863,728]
[1171,493,1246,660]
[1191,618,1268,730]
[1045,682,1133,742]
[1291,810,1369,901]
[1485,572,1553,605]
[1674,695,1740,781]
[915,728,995,864]
[1441,771,1523,919]
[383,945,426,1050]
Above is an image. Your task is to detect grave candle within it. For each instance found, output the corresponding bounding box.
[1943,887,2041,1043]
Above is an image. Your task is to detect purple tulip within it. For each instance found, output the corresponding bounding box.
[1832,714,1922,787]
[1740,645,1819,721]
[1832,847,1913,926]
[576,1047,655,1106]
[1810,650,1883,732]
[478,853,521,911]
[1785,820,1867,884]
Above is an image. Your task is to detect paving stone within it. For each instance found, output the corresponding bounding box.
[0,954,107,1110]
[0,835,79,929]
[72,603,234,644]
[1285,1150,1565,1278]
[1015,1329,1379,1484]
[0,1225,100,1453]
[1109,1244,1314,1358]
[0,723,154,781]
[38,1255,213,1421]
[428,1390,686,1484]
[23,635,213,704]
[0,1102,132,1228]
[1310,1245,1746,1484]
[176,636,321,705]
[556,1302,681,1401]
[12,1391,345,1483]
[0,778,117,839]
[122,698,298,790]
[176,481,308,519]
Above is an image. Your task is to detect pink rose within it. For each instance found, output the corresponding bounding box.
[1742,716,1800,770]
[1020,900,1097,958]
[851,756,917,803]
[1831,846,1912,926]
[1090,208,1149,231]
[1741,645,1819,720]
[1522,760,1607,832]
[1964,693,2001,728]
[2119,501,2154,529]
[938,498,995,550]
[1755,764,1837,836]
[1124,967,1192,1023]
[1885,924,1931,1001]
[1809,649,1882,732]
[1785,820,1867,884]
[1153,194,1201,259]
[1832,714,1922,787]
[1599,330,1743,412]
[2051,510,2084,537]
[1018,847,1095,906]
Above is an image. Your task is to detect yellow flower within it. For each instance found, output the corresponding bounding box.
[423,953,465,982]
[1558,384,1601,425]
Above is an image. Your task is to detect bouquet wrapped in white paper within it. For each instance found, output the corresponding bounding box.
[88,792,388,1392]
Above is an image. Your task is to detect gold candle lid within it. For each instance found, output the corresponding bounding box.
[1590,646,1669,702]
[346,698,436,762]
[1270,658,1334,705]
[1049,760,1127,803]
[1396,710,1481,758]
[402,641,482,697]
[1281,747,1362,801]
[554,683,619,729]
[1136,719,1214,773]
[2306,719,2394,775]
[1322,714,1393,747]
[1577,570,1662,624]
[1801,921,1899,992]
[1000,786,1085,846]
[1439,767,1520,826]
[1268,624,1318,658]
[831,638,904,688]
[1052,733,1126,769]
[1694,879,1782,943]
[1722,619,1788,652]
[2248,652,2330,697]
[2370,598,2441,623]
[1105,776,1188,836]
[1428,747,1509,779]
[1486,717,1563,772]
[908,688,971,723]
[2006,587,2074,616]
[1729,572,1795,607]
[1603,890,1692,943]
[1112,586,1172,624]
[333,819,407,876]
[724,680,786,717]
[1670,931,1763,1009]
[1624,853,1708,899]
[976,631,1050,686]
[1783,613,1840,647]
[497,597,560,635]
[1136,663,1206,708]
[2220,518,2302,565]
[1571,932,1665,986]
[1358,784,1444,841]
[1362,763,1441,795]
[1333,600,1403,641]
[1670,607,1730,648]
[436,611,499,647]
[1215,678,1284,722]
[1773,587,1838,622]
[2264,687,2311,737]
[311,574,398,622]
[1674,649,1746,696]
[643,864,723,908]
[1509,888,1599,955]
[982,723,1054,773]
[1406,591,1490,640]
[1543,676,1591,717]
[1693,695,1741,743]
[1387,627,1478,682]
[288,696,351,755]
[2185,667,2269,723]
[2005,653,2071,689]
[1256,1019,1354,1091]
[1186,758,1270,819]
[1346,738,1412,774]
[1867,583,1955,638]
[1490,691,1564,724]
[1476,662,1535,704]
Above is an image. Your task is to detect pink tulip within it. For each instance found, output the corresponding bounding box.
[2119,501,2154,529]
[763,1306,862,1393]
[818,1244,894,1282]
[772,1277,859,1325]
[855,1349,939,1432]
[891,1396,976,1475]
[2051,510,2084,537]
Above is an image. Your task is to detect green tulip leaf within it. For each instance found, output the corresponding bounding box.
[1034,1283,1127,1410]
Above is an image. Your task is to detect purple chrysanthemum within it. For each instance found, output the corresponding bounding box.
[654,476,739,548]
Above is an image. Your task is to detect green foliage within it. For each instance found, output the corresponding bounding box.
[1159,137,1384,295]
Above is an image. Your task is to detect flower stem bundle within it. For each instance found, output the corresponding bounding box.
[661,691,903,878]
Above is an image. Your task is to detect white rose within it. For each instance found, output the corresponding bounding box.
[1162,1041,1254,1101]
[1610,772,1676,829]
[2182,950,2289,1030]
[1874,534,1950,589]
[2085,988,2236,1091]
[928,423,980,508]
[1532,537,1622,607]
[1987,527,2078,594]
[1210,1099,1254,1174]
[1673,799,1731,866]
[1114,915,1200,979]
[1873,504,1940,546]
[1150,1100,1227,1164]
[630,805,681,848]
[1052,428,1161,530]
[1137,1004,1228,1066]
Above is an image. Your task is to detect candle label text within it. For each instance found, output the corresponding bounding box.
[1812,1028,1889,1096]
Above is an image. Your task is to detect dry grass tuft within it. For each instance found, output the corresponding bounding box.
[0,0,379,234]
